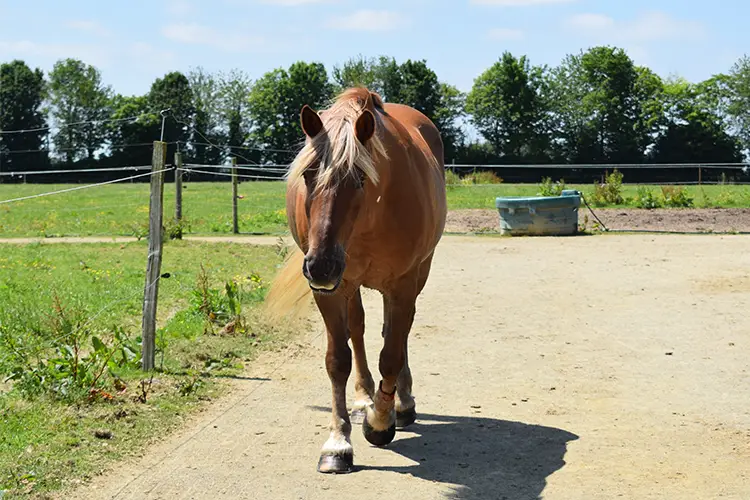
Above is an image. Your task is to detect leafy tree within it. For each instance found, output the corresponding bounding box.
[547,47,661,164]
[248,62,333,164]
[650,77,742,163]
[148,71,195,163]
[0,60,48,172]
[187,67,223,165]
[48,58,112,164]
[466,52,550,163]
[106,94,158,167]
[721,55,750,156]
[218,69,255,162]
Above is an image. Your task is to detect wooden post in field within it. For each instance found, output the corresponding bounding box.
[698,165,702,186]
[141,140,167,372]
[175,152,183,226]
[232,157,239,234]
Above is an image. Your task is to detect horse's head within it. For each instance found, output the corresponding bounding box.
[288,89,386,294]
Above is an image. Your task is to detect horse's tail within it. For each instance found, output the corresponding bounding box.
[263,246,314,322]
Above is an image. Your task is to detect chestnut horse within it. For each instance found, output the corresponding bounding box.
[265,87,447,474]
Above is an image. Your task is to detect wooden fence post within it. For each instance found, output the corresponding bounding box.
[141,141,167,372]
[232,157,239,235]
[175,152,183,226]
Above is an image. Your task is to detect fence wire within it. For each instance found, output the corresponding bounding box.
[0,168,173,205]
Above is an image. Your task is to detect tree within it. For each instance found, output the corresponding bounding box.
[466,52,551,163]
[722,55,750,156]
[48,58,112,164]
[148,71,195,163]
[0,60,49,172]
[187,67,223,165]
[650,77,742,163]
[218,69,254,161]
[248,62,333,164]
[547,47,661,164]
[106,94,159,167]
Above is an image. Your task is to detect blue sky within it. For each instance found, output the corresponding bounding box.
[0,0,747,97]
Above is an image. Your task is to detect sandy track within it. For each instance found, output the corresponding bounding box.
[67,234,750,499]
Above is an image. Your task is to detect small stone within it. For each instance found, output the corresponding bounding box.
[94,429,113,440]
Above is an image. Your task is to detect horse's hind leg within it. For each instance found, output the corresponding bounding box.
[349,288,375,424]
[395,252,433,429]
[314,292,354,474]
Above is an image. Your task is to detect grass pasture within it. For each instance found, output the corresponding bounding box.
[0,239,293,497]
[1,181,749,238]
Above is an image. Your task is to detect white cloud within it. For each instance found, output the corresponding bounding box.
[65,20,111,37]
[472,0,575,5]
[161,23,265,52]
[325,10,406,31]
[487,28,524,40]
[564,11,706,43]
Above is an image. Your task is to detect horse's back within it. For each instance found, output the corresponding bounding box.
[382,102,444,171]
[376,101,447,261]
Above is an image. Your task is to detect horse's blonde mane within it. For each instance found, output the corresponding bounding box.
[287,88,388,191]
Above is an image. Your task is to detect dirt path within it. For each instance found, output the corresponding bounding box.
[64,234,750,500]
[445,208,750,234]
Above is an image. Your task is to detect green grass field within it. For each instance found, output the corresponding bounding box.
[1,181,749,238]
[0,240,292,497]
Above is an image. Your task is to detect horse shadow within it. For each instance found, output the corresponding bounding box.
[309,407,579,500]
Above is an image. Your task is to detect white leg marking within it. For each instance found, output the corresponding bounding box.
[321,430,353,457]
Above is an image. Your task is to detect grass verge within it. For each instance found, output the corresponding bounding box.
[0,240,298,498]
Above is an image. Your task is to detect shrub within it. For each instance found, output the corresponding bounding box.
[591,169,624,206]
[538,177,567,197]
[445,170,461,186]
[461,170,503,185]
[634,187,663,209]
[661,186,694,208]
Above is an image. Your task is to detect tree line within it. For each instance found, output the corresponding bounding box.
[0,46,749,183]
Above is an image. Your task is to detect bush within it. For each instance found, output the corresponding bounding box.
[591,169,624,206]
[634,187,663,209]
[538,177,567,197]
[661,186,694,208]
[445,170,461,186]
[461,170,503,185]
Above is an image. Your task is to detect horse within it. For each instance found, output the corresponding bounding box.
[264,87,447,474]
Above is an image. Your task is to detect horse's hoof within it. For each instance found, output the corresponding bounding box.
[362,414,396,447]
[350,408,366,425]
[317,453,353,474]
[396,407,417,429]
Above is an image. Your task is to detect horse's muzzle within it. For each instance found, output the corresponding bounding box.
[302,246,345,293]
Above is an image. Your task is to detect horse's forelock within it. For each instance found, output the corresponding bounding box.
[287,88,388,191]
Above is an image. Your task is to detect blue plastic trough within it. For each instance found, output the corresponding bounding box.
[495,190,582,236]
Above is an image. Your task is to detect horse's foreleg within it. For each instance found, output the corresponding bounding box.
[395,335,416,428]
[315,293,354,474]
[363,280,418,446]
[349,288,375,424]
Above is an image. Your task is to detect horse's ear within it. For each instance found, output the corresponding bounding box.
[300,105,323,138]
[355,109,375,144]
